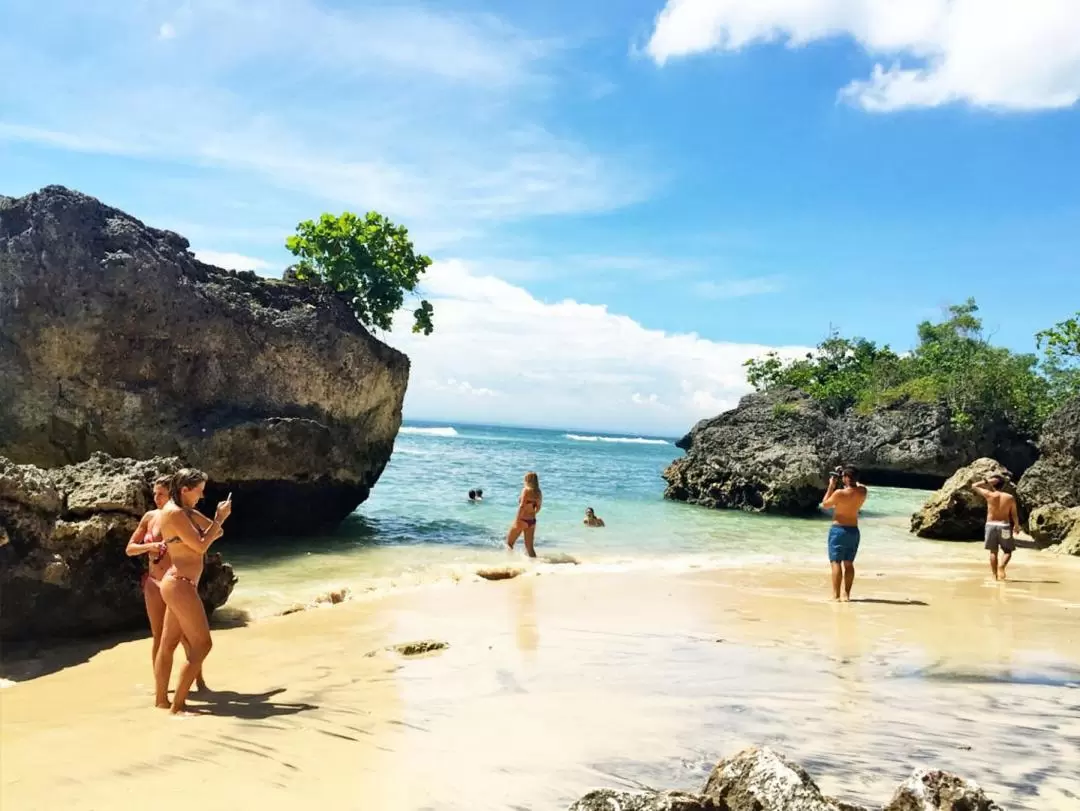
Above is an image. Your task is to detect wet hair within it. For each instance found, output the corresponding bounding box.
[475,489,483,498]
[524,472,540,493]
[585,507,595,515]
[153,474,173,489]
[988,475,1005,490]
[841,465,860,483]
[169,468,208,507]
[468,490,476,500]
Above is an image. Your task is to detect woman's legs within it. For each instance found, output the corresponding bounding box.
[523,524,537,558]
[506,522,523,550]
[143,578,166,678]
[156,577,212,714]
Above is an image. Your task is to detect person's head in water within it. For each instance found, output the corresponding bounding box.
[169,468,208,509]
[841,466,860,488]
[988,474,1005,491]
[152,474,172,510]
[468,489,477,501]
[585,507,596,519]
[475,488,483,500]
[524,472,540,492]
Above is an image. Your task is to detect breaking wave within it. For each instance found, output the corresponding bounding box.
[400,426,459,438]
[564,434,669,446]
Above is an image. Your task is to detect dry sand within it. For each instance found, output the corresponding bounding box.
[3,550,1080,810]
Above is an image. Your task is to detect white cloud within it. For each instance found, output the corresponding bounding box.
[646,0,1080,111]
[0,1,648,241]
[388,260,809,435]
[193,249,272,273]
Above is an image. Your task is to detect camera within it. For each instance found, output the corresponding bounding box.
[829,465,844,479]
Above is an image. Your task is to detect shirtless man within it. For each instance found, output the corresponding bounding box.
[820,466,868,602]
[972,475,1021,581]
[583,507,605,527]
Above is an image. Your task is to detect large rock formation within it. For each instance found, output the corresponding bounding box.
[568,746,1001,811]
[0,452,236,639]
[1016,395,1080,557]
[910,458,1015,540]
[664,388,1035,515]
[0,186,409,536]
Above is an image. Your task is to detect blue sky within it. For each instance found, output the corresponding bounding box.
[3,0,1079,434]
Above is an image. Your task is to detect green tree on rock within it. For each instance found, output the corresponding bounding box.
[1037,311,1080,401]
[286,211,435,335]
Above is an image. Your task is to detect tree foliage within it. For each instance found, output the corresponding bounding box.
[744,298,1054,435]
[286,211,434,335]
[1036,311,1080,402]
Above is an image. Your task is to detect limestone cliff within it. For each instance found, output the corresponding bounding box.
[0,186,409,535]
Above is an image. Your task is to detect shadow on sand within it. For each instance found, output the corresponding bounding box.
[849,598,929,606]
[186,687,317,720]
[1,608,252,683]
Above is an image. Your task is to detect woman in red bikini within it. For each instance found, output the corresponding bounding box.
[127,474,213,695]
[506,471,542,558]
[152,468,231,713]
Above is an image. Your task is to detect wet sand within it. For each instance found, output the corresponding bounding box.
[3,551,1080,810]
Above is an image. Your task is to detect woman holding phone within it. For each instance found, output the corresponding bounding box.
[152,469,232,714]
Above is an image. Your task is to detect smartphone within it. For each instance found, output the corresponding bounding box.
[226,492,233,502]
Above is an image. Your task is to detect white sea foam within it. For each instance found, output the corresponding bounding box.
[564,433,669,446]
[400,426,459,437]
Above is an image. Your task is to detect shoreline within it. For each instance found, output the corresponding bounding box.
[3,551,1079,810]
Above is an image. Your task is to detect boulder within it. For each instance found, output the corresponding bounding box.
[701,746,856,811]
[909,458,1014,540]
[1017,395,1080,521]
[883,769,1001,811]
[567,747,1003,811]
[1026,503,1080,548]
[0,452,236,639]
[0,186,409,536]
[664,388,1035,515]
[568,790,713,810]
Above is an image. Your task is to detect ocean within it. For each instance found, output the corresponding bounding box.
[224,422,939,618]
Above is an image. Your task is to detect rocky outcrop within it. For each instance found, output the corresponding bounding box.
[1027,504,1080,548]
[568,746,1000,811]
[910,458,1014,540]
[0,186,409,536]
[1017,395,1080,518]
[884,769,1001,811]
[664,388,1035,515]
[0,452,236,639]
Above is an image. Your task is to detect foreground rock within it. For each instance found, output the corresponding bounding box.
[0,186,409,536]
[910,458,1015,540]
[1017,395,1080,518]
[664,388,1035,515]
[0,453,236,639]
[569,746,1000,811]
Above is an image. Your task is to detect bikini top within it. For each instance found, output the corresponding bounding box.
[150,511,207,562]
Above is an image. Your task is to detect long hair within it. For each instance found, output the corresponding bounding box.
[168,468,208,507]
[524,471,541,497]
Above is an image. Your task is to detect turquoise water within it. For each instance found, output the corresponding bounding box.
[226,423,939,616]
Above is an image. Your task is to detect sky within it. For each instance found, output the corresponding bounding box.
[2,0,1079,435]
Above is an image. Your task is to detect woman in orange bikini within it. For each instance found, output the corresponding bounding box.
[127,475,210,694]
[152,469,231,713]
[506,471,542,558]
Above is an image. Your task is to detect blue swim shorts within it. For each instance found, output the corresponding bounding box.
[827,525,860,563]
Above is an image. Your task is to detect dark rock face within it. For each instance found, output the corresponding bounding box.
[568,746,1001,811]
[0,186,409,536]
[883,769,1002,811]
[0,452,236,639]
[664,388,1035,515]
[910,458,1015,540]
[1017,395,1080,519]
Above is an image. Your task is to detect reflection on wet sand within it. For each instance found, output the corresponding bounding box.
[3,552,1079,810]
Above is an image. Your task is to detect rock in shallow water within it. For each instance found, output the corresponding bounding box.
[664,388,1035,516]
[0,186,408,536]
[0,453,236,639]
[910,458,1015,540]
[568,746,1003,811]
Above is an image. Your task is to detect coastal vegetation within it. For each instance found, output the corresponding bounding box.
[745,300,1079,435]
[286,211,435,335]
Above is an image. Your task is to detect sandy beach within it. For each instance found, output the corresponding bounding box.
[4,549,1080,811]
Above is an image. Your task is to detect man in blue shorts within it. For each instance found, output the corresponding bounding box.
[821,466,868,602]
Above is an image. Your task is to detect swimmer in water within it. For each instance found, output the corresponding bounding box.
[583,507,605,527]
[506,472,542,558]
